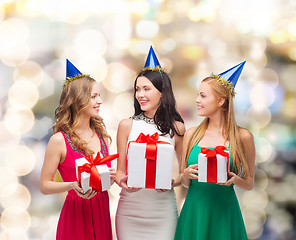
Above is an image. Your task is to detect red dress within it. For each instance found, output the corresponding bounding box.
[56,132,112,240]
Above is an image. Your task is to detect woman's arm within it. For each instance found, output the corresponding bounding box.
[40,132,83,195]
[181,127,199,187]
[115,119,140,192]
[225,128,255,190]
[40,132,96,199]
[172,121,186,187]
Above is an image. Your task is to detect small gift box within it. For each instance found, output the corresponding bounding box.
[127,132,174,189]
[198,146,229,183]
[75,152,119,193]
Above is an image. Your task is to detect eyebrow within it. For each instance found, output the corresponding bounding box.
[136,85,151,88]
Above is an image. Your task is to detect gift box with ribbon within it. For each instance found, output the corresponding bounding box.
[198,146,229,183]
[75,152,119,193]
[127,132,174,189]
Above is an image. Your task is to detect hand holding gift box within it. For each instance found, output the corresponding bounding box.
[75,153,119,193]
[198,146,229,183]
[127,132,174,189]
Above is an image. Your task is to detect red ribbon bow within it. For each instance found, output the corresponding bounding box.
[200,146,229,183]
[78,153,119,192]
[127,132,170,188]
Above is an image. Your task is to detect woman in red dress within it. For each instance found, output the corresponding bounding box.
[40,59,115,240]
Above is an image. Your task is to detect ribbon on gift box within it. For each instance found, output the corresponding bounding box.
[127,132,170,188]
[78,153,119,192]
[200,146,229,183]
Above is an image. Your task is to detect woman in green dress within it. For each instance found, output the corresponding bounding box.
[175,62,255,240]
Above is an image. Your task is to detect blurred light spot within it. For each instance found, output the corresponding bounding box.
[270,30,288,43]
[249,82,275,108]
[5,145,35,176]
[181,45,205,60]
[79,54,108,83]
[159,38,176,53]
[38,74,55,100]
[0,122,20,152]
[0,207,31,234]
[136,20,159,38]
[8,80,39,110]
[243,208,265,239]
[0,5,4,20]
[102,62,136,93]
[4,108,35,135]
[160,58,173,73]
[0,18,29,47]
[112,93,134,120]
[247,107,271,128]
[256,68,279,88]
[0,167,18,198]
[157,11,174,24]
[208,40,226,58]
[267,209,293,234]
[288,47,296,61]
[27,116,52,140]
[282,96,296,118]
[188,4,216,22]
[132,40,153,55]
[0,231,29,240]
[0,18,30,66]
[13,61,44,86]
[74,29,107,56]
[254,169,268,191]
[255,137,273,163]
[0,183,31,210]
[1,44,30,67]
[17,0,42,17]
[243,190,268,210]
[102,15,132,49]
[249,38,267,60]
[130,0,150,15]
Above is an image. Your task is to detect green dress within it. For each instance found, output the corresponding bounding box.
[174,145,248,240]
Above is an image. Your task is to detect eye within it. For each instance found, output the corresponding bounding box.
[144,88,150,91]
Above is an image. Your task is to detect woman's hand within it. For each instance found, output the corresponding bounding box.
[73,181,97,199]
[119,175,141,193]
[224,172,239,186]
[183,164,198,180]
[109,168,116,185]
[155,188,169,193]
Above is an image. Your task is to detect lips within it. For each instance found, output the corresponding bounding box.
[139,100,149,105]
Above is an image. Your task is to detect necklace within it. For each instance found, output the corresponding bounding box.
[132,113,154,124]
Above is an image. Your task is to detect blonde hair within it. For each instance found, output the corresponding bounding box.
[183,77,250,178]
[53,76,111,156]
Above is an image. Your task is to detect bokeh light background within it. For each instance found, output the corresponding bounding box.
[0,0,295,239]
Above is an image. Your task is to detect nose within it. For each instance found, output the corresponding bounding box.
[195,96,200,103]
[137,89,144,98]
[97,96,103,104]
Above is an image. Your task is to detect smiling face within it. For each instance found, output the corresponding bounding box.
[81,82,102,118]
[196,81,225,117]
[135,76,162,117]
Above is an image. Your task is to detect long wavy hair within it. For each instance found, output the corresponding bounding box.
[183,77,250,178]
[53,76,111,156]
[134,70,184,137]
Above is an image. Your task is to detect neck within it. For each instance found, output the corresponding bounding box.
[75,117,92,133]
[143,110,156,119]
[207,111,226,134]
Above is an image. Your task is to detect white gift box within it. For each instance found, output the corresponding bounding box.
[198,151,229,183]
[127,142,174,189]
[75,153,110,193]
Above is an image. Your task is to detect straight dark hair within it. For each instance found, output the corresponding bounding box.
[133,70,184,137]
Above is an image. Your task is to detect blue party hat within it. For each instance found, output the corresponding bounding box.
[211,61,246,96]
[66,59,82,79]
[141,46,165,73]
[64,59,89,88]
